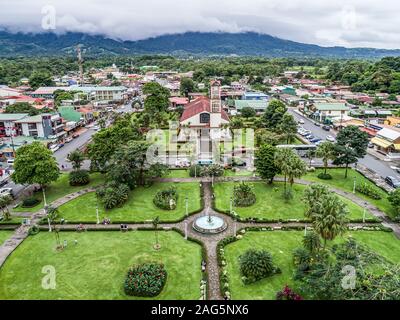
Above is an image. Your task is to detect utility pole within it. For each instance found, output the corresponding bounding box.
[76,45,84,86]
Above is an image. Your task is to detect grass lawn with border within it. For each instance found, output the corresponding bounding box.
[0,231,12,246]
[164,169,190,178]
[0,216,23,225]
[0,230,202,300]
[224,230,400,300]
[57,182,202,223]
[223,169,255,177]
[13,173,105,213]
[303,168,394,217]
[213,181,375,221]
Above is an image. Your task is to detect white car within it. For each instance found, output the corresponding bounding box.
[65,137,73,143]
[49,145,60,153]
[326,135,335,142]
[0,188,13,198]
[298,119,305,124]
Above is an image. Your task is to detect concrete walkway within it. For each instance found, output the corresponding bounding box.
[0,177,399,300]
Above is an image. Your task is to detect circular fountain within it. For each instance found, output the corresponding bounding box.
[193,210,227,234]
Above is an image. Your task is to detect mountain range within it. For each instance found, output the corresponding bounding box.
[1,30,400,58]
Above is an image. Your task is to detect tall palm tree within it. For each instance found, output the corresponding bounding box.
[316,141,336,175]
[47,206,62,249]
[67,150,85,170]
[275,148,307,192]
[312,194,349,249]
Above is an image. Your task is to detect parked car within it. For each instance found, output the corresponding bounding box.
[326,135,335,142]
[298,119,305,124]
[49,145,59,153]
[72,133,80,139]
[58,143,65,148]
[6,159,14,166]
[0,180,8,188]
[313,121,321,127]
[368,142,374,148]
[385,176,400,188]
[322,125,331,131]
[310,138,322,143]
[0,188,13,198]
[93,126,100,131]
[65,137,73,143]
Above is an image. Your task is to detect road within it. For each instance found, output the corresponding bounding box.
[288,108,400,179]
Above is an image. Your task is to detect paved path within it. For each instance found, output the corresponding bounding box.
[1,177,400,300]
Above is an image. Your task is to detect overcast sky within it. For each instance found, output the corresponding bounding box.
[1,0,399,49]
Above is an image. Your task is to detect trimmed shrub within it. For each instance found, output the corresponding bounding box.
[22,196,41,208]
[153,186,178,210]
[317,172,332,180]
[239,249,279,284]
[189,164,224,177]
[356,183,382,200]
[96,182,129,209]
[28,225,40,235]
[233,182,256,207]
[69,170,90,186]
[189,165,203,177]
[124,263,167,297]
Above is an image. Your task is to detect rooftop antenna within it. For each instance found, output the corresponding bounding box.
[76,45,84,86]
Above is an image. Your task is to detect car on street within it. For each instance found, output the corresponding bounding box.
[322,125,331,131]
[313,121,321,126]
[385,176,400,188]
[49,144,59,153]
[310,138,322,143]
[93,126,100,131]
[368,142,374,148]
[326,135,335,142]
[0,187,13,198]
[72,133,80,139]
[65,137,73,143]
[298,119,305,124]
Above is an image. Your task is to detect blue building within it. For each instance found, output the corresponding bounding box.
[242,92,269,101]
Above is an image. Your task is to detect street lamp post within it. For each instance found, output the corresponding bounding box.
[233,211,237,237]
[363,202,367,223]
[185,196,188,217]
[304,224,307,236]
[353,177,356,194]
[230,197,233,215]
[96,202,100,224]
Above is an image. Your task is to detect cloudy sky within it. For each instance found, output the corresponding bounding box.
[1,0,399,49]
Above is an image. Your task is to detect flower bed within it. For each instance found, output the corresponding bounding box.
[124,263,167,297]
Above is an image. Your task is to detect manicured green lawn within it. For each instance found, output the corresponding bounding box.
[58,182,202,222]
[164,169,190,178]
[303,168,394,217]
[224,169,255,177]
[0,230,202,300]
[224,230,400,300]
[0,216,23,225]
[0,231,12,246]
[213,181,375,221]
[13,173,105,213]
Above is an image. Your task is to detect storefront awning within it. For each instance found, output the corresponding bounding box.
[371,137,393,149]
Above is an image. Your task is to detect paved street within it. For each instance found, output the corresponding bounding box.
[288,108,400,180]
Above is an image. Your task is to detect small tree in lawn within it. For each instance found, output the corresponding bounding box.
[316,141,336,178]
[47,206,62,250]
[278,113,298,144]
[255,144,280,184]
[333,126,369,178]
[0,195,13,221]
[67,150,85,170]
[152,216,161,250]
[11,141,60,207]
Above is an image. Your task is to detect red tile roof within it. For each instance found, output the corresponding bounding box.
[180,96,229,122]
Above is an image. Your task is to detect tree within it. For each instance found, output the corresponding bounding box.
[255,144,280,183]
[5,102,40,116]
[152,216,161,250]
[241,107,256,118]
[278,113,298,144]
[302,231,321,255]
[262,99,287,130]
[316,141,336,175]
[239,249,276,284]
[255,128,282,146]
[12,142,60,205]
[142,82,170,114]
[303,184,348,248]
[47,206,61,248]
[29,71,54,90]
[180,77,195,97]
[67,150,85,170]
[388,189,400,217]
[274,148,307,195]
[333,126,369,178]
[0,195,13,221]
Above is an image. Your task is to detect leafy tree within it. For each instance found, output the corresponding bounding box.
[180,77,195,97]
[5,102,40,116]
[316,141,336,175]
[96,181,130,209]
[278,113,298,144]
[239,249,277,284]
[12,142,60,204]
[29,71,54,90]
[388,189,400,217]
[255,144,280,183]
[302,231,321,255]
[240,107,256,118]
[255,128,282,146]
[262,99,287,130]
[275,148,307,193]
[87,117,141,172]
[333,126,369,178]
[67,150,85,170]
[142,82,170,114]
[0,195,13,221]
[54,90,75,106]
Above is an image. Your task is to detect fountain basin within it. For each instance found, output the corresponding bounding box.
[193,215,227,234]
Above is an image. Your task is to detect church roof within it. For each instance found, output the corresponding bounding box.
[180,96,229,122]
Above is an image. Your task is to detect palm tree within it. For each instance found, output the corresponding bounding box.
[67,150,85,170]
[275,148,307,192]
[152,216,160,250]
[316,141,335,175]
[311,194,349,249]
